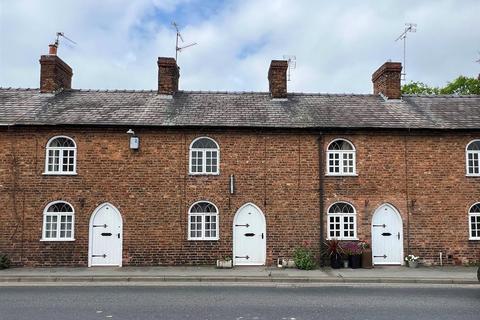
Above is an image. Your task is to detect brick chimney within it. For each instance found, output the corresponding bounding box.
[372,61,402,99]
[158,57,179,95]
[268,60,288,98]
[39,44,73,93]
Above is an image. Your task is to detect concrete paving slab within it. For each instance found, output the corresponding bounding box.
[0,265,478,285]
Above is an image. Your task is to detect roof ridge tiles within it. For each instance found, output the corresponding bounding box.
[404,94,480,98]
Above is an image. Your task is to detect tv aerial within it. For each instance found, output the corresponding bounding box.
[172,22,197,61]
[283,55,296,81]
[54,32,77,47]
[395,23,417,83]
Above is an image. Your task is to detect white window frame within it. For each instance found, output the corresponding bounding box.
[41,201,75,241]
[326,138,357,176]
[468,202,480,240]
[327,202,358,240]
[466,139,480,177]
[44,135,77,175]
[188,201,219,240]
[189,137,220,175]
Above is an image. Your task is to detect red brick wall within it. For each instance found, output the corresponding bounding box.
[0,128,478,266]
[39,55,73,93]
[323,133,480,265]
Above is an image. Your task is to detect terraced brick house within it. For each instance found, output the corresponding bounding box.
[0,45,479,267]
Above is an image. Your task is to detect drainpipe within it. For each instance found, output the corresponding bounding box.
[317,134,325,267]
[404,129,411,256]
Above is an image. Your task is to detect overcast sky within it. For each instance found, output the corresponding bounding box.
[1,0,479,93]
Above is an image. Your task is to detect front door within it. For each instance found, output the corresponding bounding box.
[233,203,266,266]
[371,204,403,265]
[88,203,123,267]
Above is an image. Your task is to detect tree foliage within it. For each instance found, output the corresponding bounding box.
[402,76,480,95]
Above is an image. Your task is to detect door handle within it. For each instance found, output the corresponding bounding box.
[397,232,400,240]
[261,233,264,239]
[118,233,120,239]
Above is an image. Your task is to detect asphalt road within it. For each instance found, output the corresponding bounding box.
[0,284,478,320]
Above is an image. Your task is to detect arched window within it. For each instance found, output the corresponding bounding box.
[326,139,356,175]
[327,202,357,240]
[45,136,77,174]
[189,137,219,175]
[42,201,75,241]
[469,203,480,240]
[188,201,219,240]
[466,140,480,176]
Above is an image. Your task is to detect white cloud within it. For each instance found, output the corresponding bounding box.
[1,0,479,92]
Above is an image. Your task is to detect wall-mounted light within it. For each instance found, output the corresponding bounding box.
[126,129,139,150]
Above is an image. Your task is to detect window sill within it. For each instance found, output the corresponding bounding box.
[188,173,220,176]
[325,174,358,177]
[40,238,75,242]
[466,174,480,177]
[326,237,359,241]
[468,238,480,241]
[42,172,77,176]
[187,238,219,241]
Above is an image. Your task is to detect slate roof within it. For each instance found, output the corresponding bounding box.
[0,88,479,130]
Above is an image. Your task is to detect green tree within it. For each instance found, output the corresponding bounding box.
[402,75,480,95]
[401,81,440,94]
[439,76,480,95]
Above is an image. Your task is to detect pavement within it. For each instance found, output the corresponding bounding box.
[0,265,478,285]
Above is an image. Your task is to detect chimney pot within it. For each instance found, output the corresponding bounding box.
[39,45,73,93]
[372,61,402,99]
[268,60,288,98]
[158,57,179,95]
[48,43,58,55]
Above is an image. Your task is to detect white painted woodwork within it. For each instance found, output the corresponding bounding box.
[88,203,123,267]
[233,203,266,266]
[371,204,403,265]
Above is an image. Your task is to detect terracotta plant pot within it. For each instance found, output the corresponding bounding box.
[361,250,373,269]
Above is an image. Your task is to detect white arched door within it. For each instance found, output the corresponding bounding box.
[371,204,403,265]
[233,203,266,266]
[88,203,123,267]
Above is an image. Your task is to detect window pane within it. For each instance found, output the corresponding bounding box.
[192,138,218,149]
[190,215,202,238]
[468,152,479,175]
[205,151,212,173]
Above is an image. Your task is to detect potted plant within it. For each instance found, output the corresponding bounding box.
[216,256,233,269]
[0,253,10,270]
[360,241,373,269]
[324,239,343,269]
[343,241,362,269]
[404,254,420,268]
[281,258,297,268]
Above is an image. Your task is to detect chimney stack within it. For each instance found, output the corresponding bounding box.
[268,60,288,98]
[39,44,73,93]
[372,61,402,99]
[158,57,179,95]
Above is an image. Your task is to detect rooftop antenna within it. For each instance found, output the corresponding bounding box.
[395,23,417,83]
[283,55,296,81]
[54,32,77,47]
[172,22,197,62]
